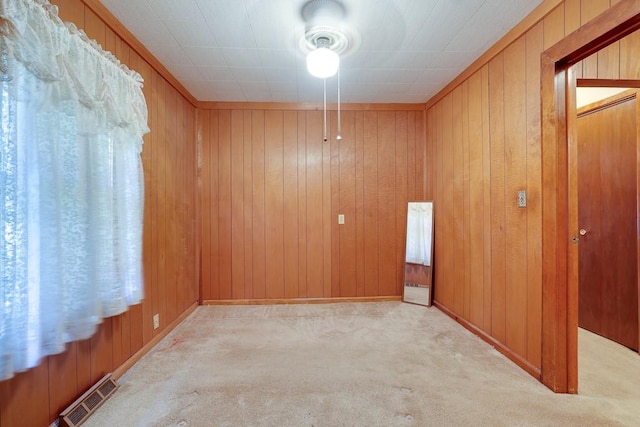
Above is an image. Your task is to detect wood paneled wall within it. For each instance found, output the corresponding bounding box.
[198,108,426,301]
[0,1,199,426]
[426,0,639,374]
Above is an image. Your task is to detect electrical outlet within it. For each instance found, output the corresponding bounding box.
[153,314,159,330]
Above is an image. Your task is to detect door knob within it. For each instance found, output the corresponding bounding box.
[579,228,588,236]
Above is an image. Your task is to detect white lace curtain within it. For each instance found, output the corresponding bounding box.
[405,202,433,266]
[0,0,149,381]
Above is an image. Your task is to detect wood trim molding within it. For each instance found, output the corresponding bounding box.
[196,101,427,111]
[203,296,403,305]
[434,301,542,380]
[79,0,198,107]
[577,89,637,116]
[541,0,640,393]
[578,78,640,88]
[425,0,563,110]
[112,301,198,379]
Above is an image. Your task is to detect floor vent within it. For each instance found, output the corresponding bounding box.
[59,373,119,427]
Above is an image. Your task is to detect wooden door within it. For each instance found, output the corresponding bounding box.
[577,93,639,351]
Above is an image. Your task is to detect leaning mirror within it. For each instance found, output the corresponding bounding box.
[402,201,434,307]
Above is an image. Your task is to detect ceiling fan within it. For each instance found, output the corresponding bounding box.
[299,0,358,141]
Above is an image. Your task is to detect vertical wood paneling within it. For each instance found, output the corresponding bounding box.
[378,112,397,296]
[363,112,379,296]
[156,76,168,334]
[47,344,79,422]
[330,112,341,297]
[461,82,472,321]
[416,112,426,199]
[620,30,640,78]
[252,111,266,299]
[199,107,425,303]
[231,110,245,299]
[395,112,408,296]
[355,112,366,297]
[210,111,220,300]
[526,22,544,369]
[581,0,610,77]
[468,71,484,328]
[323,115,333,298]
[200,111,212,300]
[503,39,528,359]
[340,111,358,297]
[433,103,444,303]
[243,110,254,298]
[297,112,308,297]
[564,0,583,77]
[306,112,324,297]
[407,112,417,200]
[452,86,465,316]
[218,110,233,299]
[0,364,49,426]
[441,95,455,308]
[265,111,285,299]
[165,86,178,324]
[489,53,507,344]
[480,65,493,334]
[283,111,299,298]
[544,5,566,49]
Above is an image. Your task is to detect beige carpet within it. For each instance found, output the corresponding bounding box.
[84,302,640,426]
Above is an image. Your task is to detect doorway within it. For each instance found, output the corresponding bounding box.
[540,0,640,393]
[576,88,639,352]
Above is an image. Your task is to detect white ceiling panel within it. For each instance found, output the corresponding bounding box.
[126,19,178,48]
[147,0,203,22]
[98,0,544,103]
[169,65,205,82]
[196,67,235,82]
[263,68,298,83]
[182,47,226,67]
[228,67,266,82]
[258,49,298,69]
[222,48,263,68]
[198,1,257,49]
[165,19,217,48]
[151,46,193,67]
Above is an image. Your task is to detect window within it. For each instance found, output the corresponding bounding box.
[0,0,148,380]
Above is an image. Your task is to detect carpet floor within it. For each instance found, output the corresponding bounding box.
[84,302,640,426]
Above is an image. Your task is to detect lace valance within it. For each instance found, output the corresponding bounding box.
[0,0,149,148]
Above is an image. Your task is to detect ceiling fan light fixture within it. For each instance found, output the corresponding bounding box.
[306,46,339,78]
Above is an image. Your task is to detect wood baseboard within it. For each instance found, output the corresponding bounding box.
[434,301,542,381]
[202,296,402,306]
[112,301,198,379]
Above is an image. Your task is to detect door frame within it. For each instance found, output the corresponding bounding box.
[541,0,640,393]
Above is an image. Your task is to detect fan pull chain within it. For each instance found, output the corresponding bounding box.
[323,78,328,141]
[337,66,342,140]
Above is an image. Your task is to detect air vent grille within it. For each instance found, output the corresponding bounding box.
[67,407,88,425]
[59,373,119,427]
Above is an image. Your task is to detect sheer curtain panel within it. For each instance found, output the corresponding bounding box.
[405,202,433,266]
[0,0,149,381]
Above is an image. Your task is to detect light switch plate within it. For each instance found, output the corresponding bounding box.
[517,190,527,208]
[338,214,345,225]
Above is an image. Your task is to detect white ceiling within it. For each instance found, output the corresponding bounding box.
[99,0,544,104]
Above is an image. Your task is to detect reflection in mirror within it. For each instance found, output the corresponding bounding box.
[403,201,434,307]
